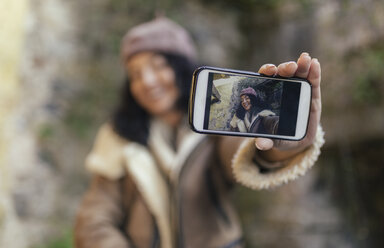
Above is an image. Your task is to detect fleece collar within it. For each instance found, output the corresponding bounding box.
[123,119,204,248]
[148,118,205,183]
[123,142,172,248]
[85,121,204,248]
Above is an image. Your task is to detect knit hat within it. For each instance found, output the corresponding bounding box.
[121,17,197,63]
[240,87,257,97]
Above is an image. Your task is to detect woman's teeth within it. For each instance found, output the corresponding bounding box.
[148,88,164,99]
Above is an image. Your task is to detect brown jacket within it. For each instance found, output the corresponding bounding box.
[75,122,325,248]
[230,110,279,135]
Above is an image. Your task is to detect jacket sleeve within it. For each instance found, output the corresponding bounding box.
[75,175,132,248]
[231,125,325,190]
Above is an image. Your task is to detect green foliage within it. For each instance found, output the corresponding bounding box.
[63,95,96,139]
[62,66,119,140]
[38,124,55,141]
[33,231,73,248]
[353,76,380,104]
[350,45,384,105]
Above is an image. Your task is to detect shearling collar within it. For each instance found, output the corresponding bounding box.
[257,109,276,117]
[85,121,204,248]
[85,119,204,181]
[148,118,204,182]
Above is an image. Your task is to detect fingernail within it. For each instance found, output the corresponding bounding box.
[263,63,273,68]
[301,52,309,57]
[266,64,275,69]
[255,139,270,150]
[255,141,263,150]
[287,61,297,69]
[313,58,319,63]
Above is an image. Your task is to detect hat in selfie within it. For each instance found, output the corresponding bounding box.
[121,17,197,63]
[240,87,257,97]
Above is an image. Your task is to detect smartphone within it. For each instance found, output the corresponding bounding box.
[189,66,312,140]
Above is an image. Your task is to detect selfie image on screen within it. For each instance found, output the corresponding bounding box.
[204,72,301,136]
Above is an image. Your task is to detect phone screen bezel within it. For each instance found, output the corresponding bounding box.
[189,66,312,141]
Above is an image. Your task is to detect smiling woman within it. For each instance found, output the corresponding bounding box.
[74,16,324,248]
[112,51,196,146]
[127,52,180,120]
[230,87,279,134]
[241,94,252,111]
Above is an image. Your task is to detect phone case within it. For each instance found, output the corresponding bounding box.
[188,66,312,141]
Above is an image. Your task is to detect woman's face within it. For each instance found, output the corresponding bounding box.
[240,94,252,111]
[126,52,179,116]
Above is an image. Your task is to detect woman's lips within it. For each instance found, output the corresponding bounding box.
[242,102,250,110]
[147,87,165,101]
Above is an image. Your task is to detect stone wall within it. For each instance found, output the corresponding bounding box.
[0,0,29,247]
[1,0,82,246]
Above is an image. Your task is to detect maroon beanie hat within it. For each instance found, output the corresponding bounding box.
[240,87,257,98]
[121,17,197,63]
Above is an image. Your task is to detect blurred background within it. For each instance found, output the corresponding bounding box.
[1,0,383,247]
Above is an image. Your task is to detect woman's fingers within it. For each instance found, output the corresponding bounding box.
[308,58,321,99]
[258,63,277,76]
[277,61,297,77]
[259,52,314,79]
[303,58,322,144]
[295,52,312,78]
[255,138,274,150]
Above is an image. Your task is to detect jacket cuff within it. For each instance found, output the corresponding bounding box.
[232,125,325,190]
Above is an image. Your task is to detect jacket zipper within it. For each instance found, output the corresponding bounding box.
[171,137,208,248]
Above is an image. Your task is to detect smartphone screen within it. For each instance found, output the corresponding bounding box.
[190,67,311,140]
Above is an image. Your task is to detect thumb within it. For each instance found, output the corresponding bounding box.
[255,138,274,150]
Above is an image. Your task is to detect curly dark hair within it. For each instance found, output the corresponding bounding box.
[111,52,197,145]
[235,92,267,120]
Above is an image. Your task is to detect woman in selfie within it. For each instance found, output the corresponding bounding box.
[75,17,324,248]
[230,87,279,134]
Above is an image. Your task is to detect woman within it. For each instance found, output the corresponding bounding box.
[75,17,324,248]
[230,87,279,134]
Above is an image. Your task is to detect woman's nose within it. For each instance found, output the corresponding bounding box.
[141,68,157,87]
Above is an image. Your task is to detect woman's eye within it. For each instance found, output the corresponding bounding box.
[130,71,141,81]
[151,57,168,70]
[153,62,167,71]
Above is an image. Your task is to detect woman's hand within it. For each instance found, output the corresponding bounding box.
[255,52,322,162]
